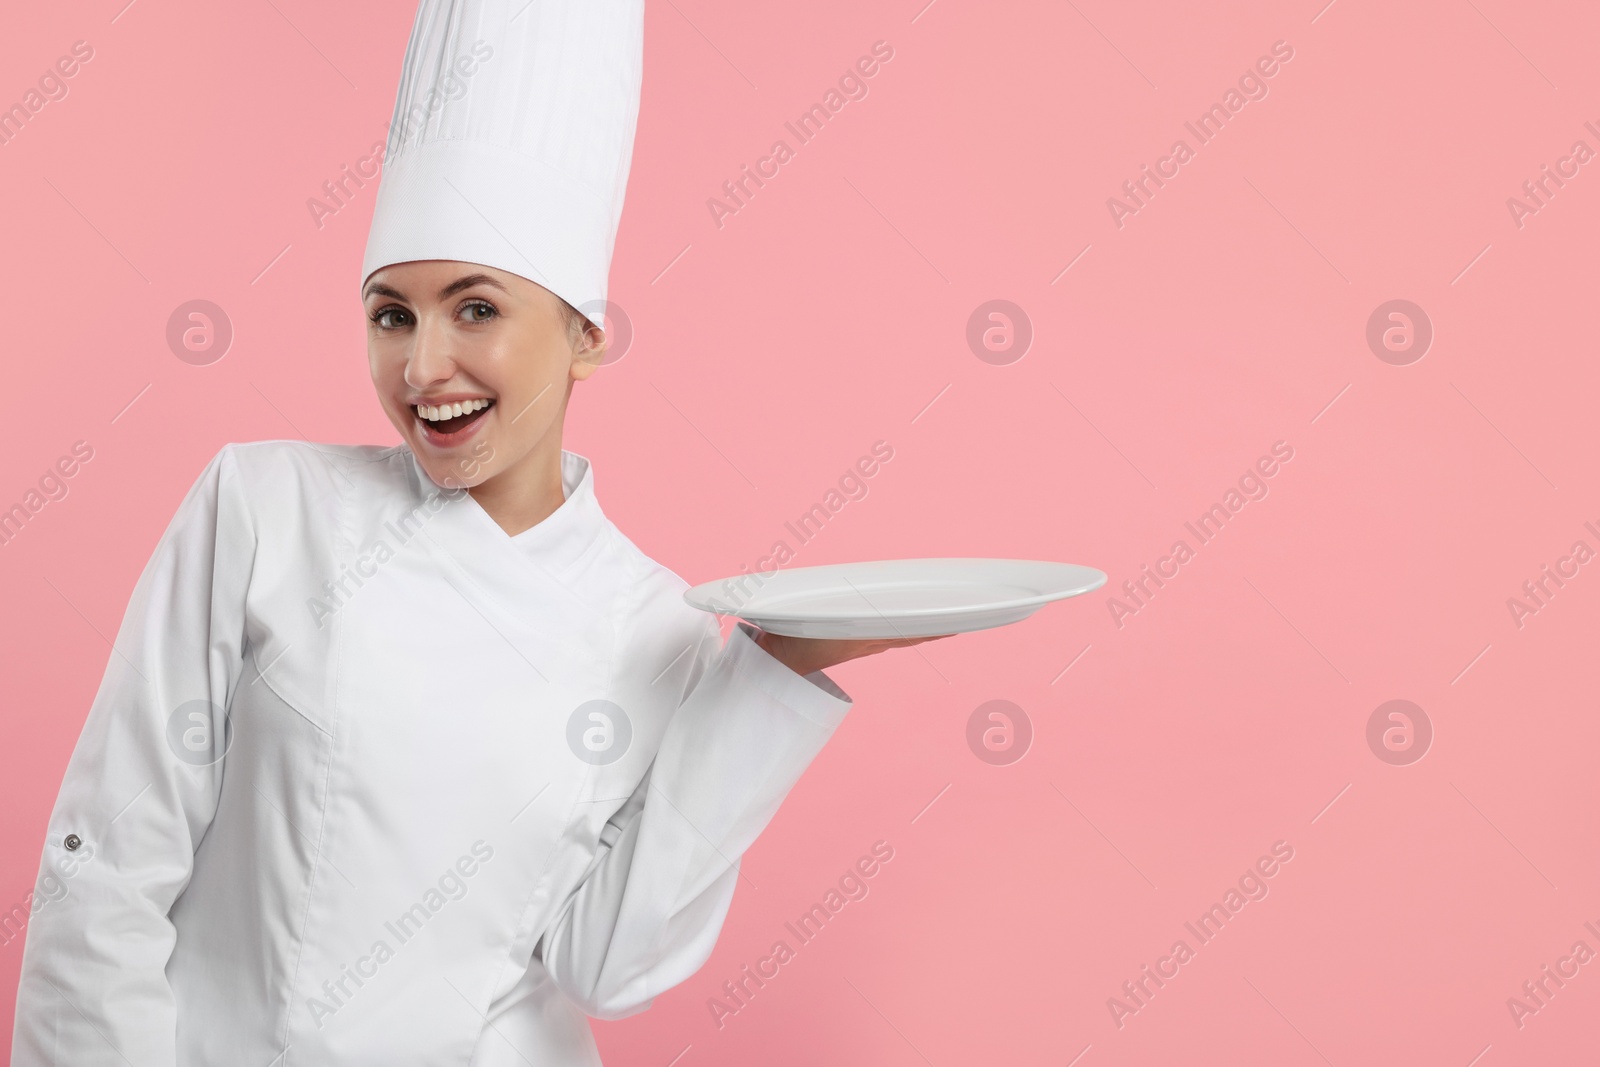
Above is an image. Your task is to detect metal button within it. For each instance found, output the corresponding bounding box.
[64,834,81,851]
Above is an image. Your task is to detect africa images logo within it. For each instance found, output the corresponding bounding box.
[306,841,495,1029]
[306,39,495,231]
[705,41,895,230]
[1107,841,1296,1029]
[1105,40,1295,229]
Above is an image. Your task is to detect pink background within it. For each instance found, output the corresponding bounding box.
[3,0,1598,1062]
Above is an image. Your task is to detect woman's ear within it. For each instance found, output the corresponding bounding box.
[570,322,608,380]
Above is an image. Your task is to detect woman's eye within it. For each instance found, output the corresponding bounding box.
[462,301,497,322]
[371,307,411,329]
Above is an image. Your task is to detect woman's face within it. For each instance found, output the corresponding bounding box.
[362,260,602,490]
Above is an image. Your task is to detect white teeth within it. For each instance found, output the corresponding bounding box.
[416,399,490,422]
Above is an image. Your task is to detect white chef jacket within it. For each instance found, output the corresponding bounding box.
[10,441,853,1066]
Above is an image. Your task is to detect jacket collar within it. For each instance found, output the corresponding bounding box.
[403,445,609,578]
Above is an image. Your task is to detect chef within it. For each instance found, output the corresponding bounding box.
[9,1,944,1063]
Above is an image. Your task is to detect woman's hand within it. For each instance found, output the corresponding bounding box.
[753,628,954,677]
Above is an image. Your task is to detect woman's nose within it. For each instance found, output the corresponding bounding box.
[403,315,456,389]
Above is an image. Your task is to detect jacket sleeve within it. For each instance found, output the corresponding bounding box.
[534,617,852,1020]
[10,445,256,1066]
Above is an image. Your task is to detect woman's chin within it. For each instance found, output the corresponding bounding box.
[419,453,492,492]
[404,424,498,491]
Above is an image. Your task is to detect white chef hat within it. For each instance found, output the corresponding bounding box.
[361,0,644,324]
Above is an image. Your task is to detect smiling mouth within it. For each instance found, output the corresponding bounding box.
[414,399,495,438]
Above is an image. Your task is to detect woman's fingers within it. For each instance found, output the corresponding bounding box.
[756,630,957,675]
[854,633,954,652]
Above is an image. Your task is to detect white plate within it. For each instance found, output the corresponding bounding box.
[682,557,1107,639]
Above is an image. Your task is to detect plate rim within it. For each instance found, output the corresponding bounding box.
[683,557,1108,623]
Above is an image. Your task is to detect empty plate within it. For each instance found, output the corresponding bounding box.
[683,557,1107,639]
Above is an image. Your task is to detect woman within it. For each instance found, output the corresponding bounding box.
[10,1,943,1063]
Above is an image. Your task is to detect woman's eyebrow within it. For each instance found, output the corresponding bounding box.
[363,282,408,302]
[437,273,509,300]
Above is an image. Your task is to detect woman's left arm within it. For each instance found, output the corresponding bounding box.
[533,616,856,1020]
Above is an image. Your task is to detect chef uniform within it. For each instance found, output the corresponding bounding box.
[9,1,854,1064]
